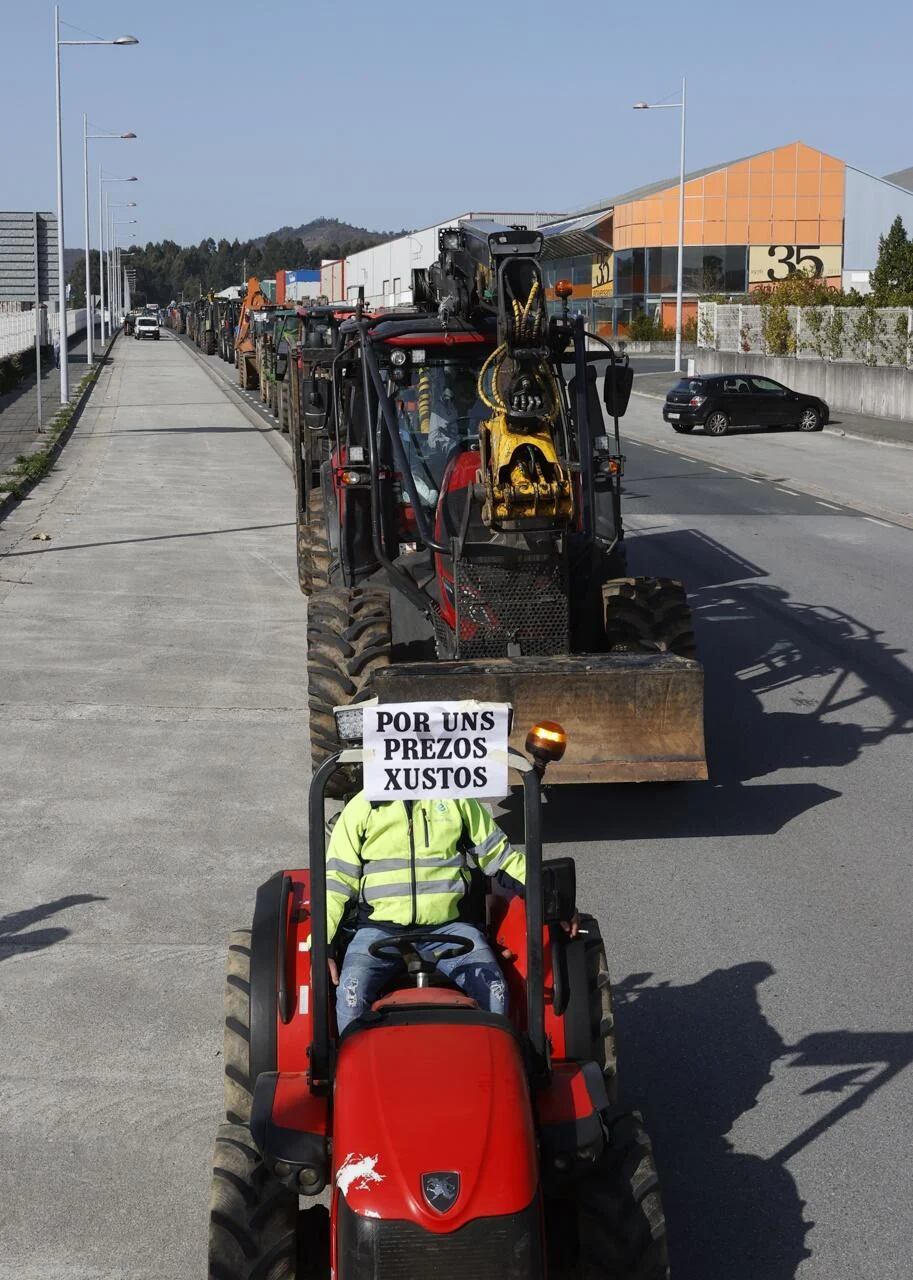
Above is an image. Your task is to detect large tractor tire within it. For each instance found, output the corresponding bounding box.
[208,1122,329,1279]
[547,1113,669,1280]
[222,929,253,1125]
[204,329,217,356]
[307,586,391,797]
[603,577,696,659]
[578,914,618,1104]
[296,485,333,596]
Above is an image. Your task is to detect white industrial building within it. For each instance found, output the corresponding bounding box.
[320,210,563,309]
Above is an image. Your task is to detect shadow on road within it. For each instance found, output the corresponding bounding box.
[4,521,294,558]
[0,893,106,961]
[615,963,913,1280]
[530,527,912,840]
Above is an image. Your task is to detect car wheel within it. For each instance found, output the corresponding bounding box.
[704,411,729,436]
[671,423,694,433]
[799,406,822,432]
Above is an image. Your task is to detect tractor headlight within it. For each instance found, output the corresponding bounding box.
[333,704,365,745]
[390,349,407,366]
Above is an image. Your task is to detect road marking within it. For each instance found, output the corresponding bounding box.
[744,477,762,484]
[816,501,840,510]
[775,487,799,496]
[709,466,727,473]
[863,516,892,527]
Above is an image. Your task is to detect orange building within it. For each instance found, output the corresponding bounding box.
[540,141,913,337]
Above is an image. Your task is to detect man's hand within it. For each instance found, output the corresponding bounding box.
[560,912,581,939]
[328,957,340,985]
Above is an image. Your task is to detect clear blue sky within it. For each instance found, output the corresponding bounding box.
[2,0,910,250]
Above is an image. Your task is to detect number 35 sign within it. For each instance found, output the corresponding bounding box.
[749,244,842,284]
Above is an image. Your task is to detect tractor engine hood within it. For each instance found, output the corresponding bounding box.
[332,1017,538,1234]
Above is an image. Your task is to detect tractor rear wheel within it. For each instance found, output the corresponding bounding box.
[578,914,618,1103]
[603,577,696,659]
[307,586,391,797]
[209,1121,330,1279]
[222,929,253,1125]
[296,485,333,596]
[547,1113,669,1280]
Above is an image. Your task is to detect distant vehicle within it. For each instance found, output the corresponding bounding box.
[662,374,828,436]
[134,315,160,342]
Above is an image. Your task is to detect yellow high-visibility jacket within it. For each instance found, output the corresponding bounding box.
[325,793,525,942]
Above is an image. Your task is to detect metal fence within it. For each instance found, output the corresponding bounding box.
[0,308,87,360]
[699,302,913,367]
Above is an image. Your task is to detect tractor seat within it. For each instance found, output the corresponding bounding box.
[372,988,479,1012]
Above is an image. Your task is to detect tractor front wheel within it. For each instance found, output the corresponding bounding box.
[547,1113,669,1280]
[209,1123,329,1278]
[603,578,696,659]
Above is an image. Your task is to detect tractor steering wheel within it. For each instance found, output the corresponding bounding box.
[367,930,475,981]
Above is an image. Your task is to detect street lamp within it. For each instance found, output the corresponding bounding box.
[113,219,138,323]
[634,76,687,372]
[54,7,138,402]
[83,122,135,365]
[101,182,138,336]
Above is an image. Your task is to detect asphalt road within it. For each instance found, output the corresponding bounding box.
[1,331,911,1279]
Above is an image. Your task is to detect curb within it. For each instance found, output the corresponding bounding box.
[172,332,294,471]
[0,330,119,524]
[630,388,913,452]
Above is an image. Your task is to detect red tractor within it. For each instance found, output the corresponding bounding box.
[207,712,669,1278]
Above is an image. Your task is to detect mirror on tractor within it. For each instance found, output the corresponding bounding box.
[275,352,289,379]
[603,360,634,418]
[542,857,577,925]
[304,377,327,429]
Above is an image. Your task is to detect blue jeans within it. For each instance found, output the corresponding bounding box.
[336,923,506,1033]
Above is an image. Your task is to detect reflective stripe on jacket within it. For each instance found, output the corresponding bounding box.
[324,792,525,942]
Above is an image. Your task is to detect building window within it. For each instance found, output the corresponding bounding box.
[393,277,402,293]
[646,246,747,295]
[615,250,645,296]
[382,279,390,294]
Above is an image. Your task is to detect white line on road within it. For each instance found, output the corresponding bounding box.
[709,467,728,473]
[744,477,762,484]
[776,487,800,496]
[816,501,840,510]
[863,516,892,527]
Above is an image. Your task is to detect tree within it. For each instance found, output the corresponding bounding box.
[870,215,913,302]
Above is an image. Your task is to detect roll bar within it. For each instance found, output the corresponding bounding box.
[306,747,547,1095]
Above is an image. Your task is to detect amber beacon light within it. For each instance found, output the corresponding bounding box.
[525,721,569,772]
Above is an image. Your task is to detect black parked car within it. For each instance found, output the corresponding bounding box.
[662,374,829,436]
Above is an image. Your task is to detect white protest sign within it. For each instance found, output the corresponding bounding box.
[362,701,510,801]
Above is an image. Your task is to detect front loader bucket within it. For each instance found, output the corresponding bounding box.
[373,653,707,784]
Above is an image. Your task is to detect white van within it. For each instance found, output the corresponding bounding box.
[135,315,160,342]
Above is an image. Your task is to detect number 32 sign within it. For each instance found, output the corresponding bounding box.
[749,244,842,283]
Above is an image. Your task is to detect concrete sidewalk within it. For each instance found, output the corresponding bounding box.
[0,333,307,1278]
[0,329,96,472]
[631,369,913,448]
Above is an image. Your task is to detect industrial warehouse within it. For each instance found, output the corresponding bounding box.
[318,141,913,336]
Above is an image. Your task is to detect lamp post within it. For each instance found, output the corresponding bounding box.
[113,221,137,322]
[54,7,137,403]
[83,122,135,365]
[634,76,687,373]
[103,189,138,331]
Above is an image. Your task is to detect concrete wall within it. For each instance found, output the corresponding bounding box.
[696,349,913,421]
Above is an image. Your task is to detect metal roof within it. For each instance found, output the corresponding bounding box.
[540,209,613,259]
[883,166,913,193]
[561,148,773,220]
